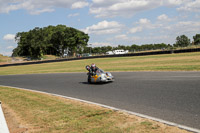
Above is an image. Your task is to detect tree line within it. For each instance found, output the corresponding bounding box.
[83,34,199,54]
[12,25,89,58]
[12,24,200,58]
[84,34,200,54]
[83,43,171,54]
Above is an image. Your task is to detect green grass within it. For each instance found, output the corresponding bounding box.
[42,55,59,60]
[0,52,200,75]
[0,86,190,133]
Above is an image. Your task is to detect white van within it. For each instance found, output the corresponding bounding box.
[113,49,129,54]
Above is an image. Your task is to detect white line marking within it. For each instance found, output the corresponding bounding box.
[0,85,199,133]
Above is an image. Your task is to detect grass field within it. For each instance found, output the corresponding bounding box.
[0,52,200,75]
[0,86,191,133]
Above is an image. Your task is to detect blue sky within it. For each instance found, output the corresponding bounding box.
[0,0,200,56]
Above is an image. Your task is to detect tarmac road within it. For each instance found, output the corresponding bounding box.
[0,72,200,130]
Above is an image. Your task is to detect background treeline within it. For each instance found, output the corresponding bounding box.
[84,43,171,54]
[84,34,200,55]
[12,25,89,58]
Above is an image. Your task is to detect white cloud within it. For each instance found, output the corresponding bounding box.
[91,42,114,47]
[109,1,149,11]
[144,20,200,43]
[157,14,169,21]
[1,0,199,16]
[68,13,80,17]
[141,35,171,44]
[177,0,200,12]
[71,1,89,9]
[173,21,200,34]
[177,21,192,26]
[90,0,161,18]
[112,35,141,42]
[90,0,200,18]
[138,18,151,24]
[164,0,183,6]
[91,0,120,8]
[30,8,54,15]
[0,0,87,14]
[114,34,129,40]
[129,18,156,33]
[3,34,15,41]
[130,36,141,41]
[7,46,15,49]
[162,0,200,12]
[129,26,143,33]
[82,20,123,35]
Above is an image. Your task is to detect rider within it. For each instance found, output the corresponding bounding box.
[90,63,99,75]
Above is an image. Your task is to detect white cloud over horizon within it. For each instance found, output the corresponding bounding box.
[90,42,116,47]
[68,13,80,17]
[114,34,129,40]
[90,0,161,18]
[71,1,89,9]
[0,0,199,16]
[0,0,87,14]
[177,0,200,12]
[7,46,15,49]
[3,34,15,41]
[82,20,123,35]
[89,0,200,18]
[157,14,169,21]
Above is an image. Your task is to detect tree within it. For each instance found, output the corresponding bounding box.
[174,35,190,47]
[92,47,101,54]
[106,46,113,51]
[12,25,89,58]
[130,44,139,52]
[117,45,126,50]
[193,34,200,45]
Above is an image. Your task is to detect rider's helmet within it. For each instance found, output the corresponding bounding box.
[86,65,90,71]
[91,63,96,70]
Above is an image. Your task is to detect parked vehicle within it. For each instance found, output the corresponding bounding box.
[106,49,129,55]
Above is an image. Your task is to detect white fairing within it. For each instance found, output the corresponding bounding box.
[88,69,114,83]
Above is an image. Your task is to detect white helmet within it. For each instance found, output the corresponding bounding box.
[91,63,96,70]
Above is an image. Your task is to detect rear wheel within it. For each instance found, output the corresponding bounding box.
[88,75,91,83]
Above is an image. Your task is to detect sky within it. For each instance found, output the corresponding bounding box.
[0,0,200,56]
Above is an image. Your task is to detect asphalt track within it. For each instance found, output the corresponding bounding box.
[0,72,200,131]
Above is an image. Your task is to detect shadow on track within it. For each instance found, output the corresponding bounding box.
[79,82,112,85]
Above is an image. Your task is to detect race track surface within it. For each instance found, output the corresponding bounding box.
[0,72,200,130]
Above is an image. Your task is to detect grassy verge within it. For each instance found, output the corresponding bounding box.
[0,86,191,133]
[0,52,200,75]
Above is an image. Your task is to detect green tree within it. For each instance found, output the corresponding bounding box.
[193,34,200,45]
[130,44,139,52]
[92,47,101,54]
[174,35,190,47]
[12,25,89,58]
[105,46,113,51]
